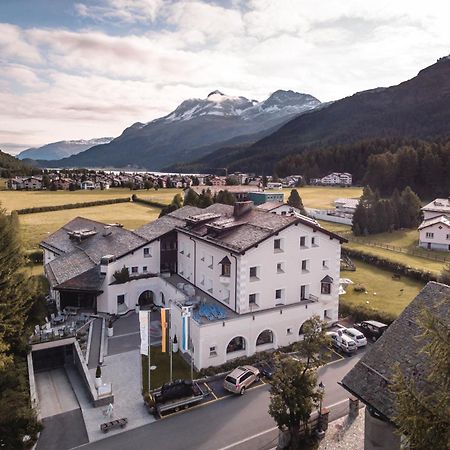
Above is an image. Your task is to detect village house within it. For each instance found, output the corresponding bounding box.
[342,282,449,450]
[210,176,227,187]
[418,198,450,251]
[40,202,345,369]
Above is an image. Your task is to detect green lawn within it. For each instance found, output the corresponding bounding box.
[142,347,197,391]
[340,260,424,317]
[19,202,160,249]
[267,186,363,209]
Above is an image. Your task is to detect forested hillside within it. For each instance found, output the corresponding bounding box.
[0,150,39,177]
[276,137,450,198]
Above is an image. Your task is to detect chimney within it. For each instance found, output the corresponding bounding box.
[233,201,254,218]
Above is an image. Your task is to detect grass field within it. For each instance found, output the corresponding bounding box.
[317,221,447,273]
[0,178,6,190]
[268,186,363,209]
[19,202,160,249]
[340,260,424,317]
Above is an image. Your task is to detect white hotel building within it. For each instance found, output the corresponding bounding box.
[41,202,346,369]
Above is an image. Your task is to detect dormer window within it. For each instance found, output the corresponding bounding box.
[321,275,333,295]
[219,256,231,277]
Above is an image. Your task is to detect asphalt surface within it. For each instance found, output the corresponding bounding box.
[75,349,365,450]
[37,409,89,450]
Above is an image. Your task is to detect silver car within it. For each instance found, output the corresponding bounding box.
[223,365,260,395]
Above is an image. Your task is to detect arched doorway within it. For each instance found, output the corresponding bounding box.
[226,336,246,354]
[138,290,154,309]
[256,329,274,347]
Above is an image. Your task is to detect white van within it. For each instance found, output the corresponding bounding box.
[326,331,357,354]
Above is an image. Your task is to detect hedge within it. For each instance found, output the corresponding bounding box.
[342,248,438,283]
[339,301,397,325]
[15,197,131,214]
[131,194,166,209]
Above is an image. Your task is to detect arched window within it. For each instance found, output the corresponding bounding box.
[226,336,246,353]
[256,330,274,346]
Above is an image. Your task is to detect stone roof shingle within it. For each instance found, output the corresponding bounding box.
[341,281,450,422]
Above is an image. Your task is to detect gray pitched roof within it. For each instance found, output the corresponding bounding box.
[42,216,147,290]
[341,282,450,422]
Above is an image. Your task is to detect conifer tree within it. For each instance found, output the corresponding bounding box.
[287,189,306,215]
[391,306,450,450]
[400,186,422,228]
[183,188,199,207]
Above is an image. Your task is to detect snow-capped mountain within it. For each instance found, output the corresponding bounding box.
[18,137,114,161]
[46,89,320,170]
[161,90,319,123]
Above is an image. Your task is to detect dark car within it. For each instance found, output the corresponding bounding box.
[354,320,388,342]
[254,361,275,379]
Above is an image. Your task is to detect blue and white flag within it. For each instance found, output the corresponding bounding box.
[181,306,191,352]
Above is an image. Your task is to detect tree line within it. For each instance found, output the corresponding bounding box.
[275,137,450,199]
[352,186,422,236]
[0,208,47,448]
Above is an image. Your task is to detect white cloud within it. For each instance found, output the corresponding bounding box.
[1,0,450,150]
[74,0,164,23]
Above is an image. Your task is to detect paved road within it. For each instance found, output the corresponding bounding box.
[75,351,363,450]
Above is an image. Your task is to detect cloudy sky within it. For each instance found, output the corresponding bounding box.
[1,0,449,154]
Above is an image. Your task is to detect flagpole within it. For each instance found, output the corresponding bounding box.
[148,310,151,392]
[169,308,173,382]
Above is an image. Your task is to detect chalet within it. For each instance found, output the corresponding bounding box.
[418,198,450,251]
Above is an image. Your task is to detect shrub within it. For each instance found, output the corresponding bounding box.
[26,249,43,263]
[113,266,130,283]
[95,365,102,378]
[353,284,366,293]
[339,301,397,325]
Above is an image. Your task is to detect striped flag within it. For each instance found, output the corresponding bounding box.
[161,308,169,353]
[181,306,191,352]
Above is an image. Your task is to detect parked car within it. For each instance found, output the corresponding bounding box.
[354,320,388,342]
[326,331,357,354]
[254,360,275,379]
[223,365,260,395]
[342,327,367,347]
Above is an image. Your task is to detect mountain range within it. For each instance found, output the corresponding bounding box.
[42,90,320,169]
[17,137,113,161]
[182,56,450,173]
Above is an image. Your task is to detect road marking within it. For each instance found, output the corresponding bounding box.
[216,426,278,450]
[260,378,266,385]
[204,382,218,400]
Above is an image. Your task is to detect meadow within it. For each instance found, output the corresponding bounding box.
[19,202,160,249]
[269,186,363,209]
[340,260,424,317]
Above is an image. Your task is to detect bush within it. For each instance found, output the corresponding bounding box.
[26,249,43,263]
[339,301,397,325]
[96,365,102,378]
[15,197,131,214]
[353,284,366,293]
[343,248,437,283]
[113,266,130,284]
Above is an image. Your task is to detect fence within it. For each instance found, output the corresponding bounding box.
[345,235,449,263]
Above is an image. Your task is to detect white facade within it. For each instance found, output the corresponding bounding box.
[312,172,352,186]
[418,217,450,252]
[418,198,450,252]
[43,204,343,369]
